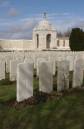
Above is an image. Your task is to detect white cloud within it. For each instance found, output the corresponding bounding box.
[0,17,37,39]
[0,0,10,7]
[0,13,84,39]
[50,13,84,32]
[8,7,18,17]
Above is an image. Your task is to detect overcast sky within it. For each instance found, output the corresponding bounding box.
[0,0,84,39]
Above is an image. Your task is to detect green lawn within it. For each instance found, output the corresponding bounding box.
[0,77,84,129]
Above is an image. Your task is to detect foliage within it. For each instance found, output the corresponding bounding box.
[69,28,84,51]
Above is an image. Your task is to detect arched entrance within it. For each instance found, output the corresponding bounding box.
[46,34,51,49]
[36,34,39,48]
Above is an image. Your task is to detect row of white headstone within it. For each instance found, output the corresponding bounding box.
[0,56,83,83]
[0,51,84,73]
[0,51,83,73]
[0,55,84,85]
[16,59,84,102]
[0,52,84,103]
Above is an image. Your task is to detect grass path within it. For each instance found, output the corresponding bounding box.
[0,79,84,129]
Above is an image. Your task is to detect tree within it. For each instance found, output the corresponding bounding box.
[69,28,84,51]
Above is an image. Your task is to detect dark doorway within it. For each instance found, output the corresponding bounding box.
[46,34,51,48]
[36,34,39,48]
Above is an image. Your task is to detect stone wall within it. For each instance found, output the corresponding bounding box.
[0,40,33,50]
[0,39,70,51]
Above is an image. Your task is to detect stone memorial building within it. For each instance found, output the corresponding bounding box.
[0,13,70,51]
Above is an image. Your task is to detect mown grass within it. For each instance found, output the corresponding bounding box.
[0,73,84,129]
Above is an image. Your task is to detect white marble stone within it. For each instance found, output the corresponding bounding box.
[36,57,48,77]
[10,59,23,81]
[57,60,69,92]
[73,59,84,88]
[24,58,33,63]
[17,62,34,102]
[0,61,5,80]
[6,54,13,73]
[39,61,53,93]
[48,57,56,75]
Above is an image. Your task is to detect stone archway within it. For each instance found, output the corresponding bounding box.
[46,34,51,49]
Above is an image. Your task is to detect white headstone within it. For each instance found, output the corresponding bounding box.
[73,59,84,88]
[0,61,5,80]
[10,59,23,81]
[57,60,69,92]
[39,61,53,93]
[6,55,13,73]
[17,62,34,102]
[48,56,56,75]
[36,58,48,77]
